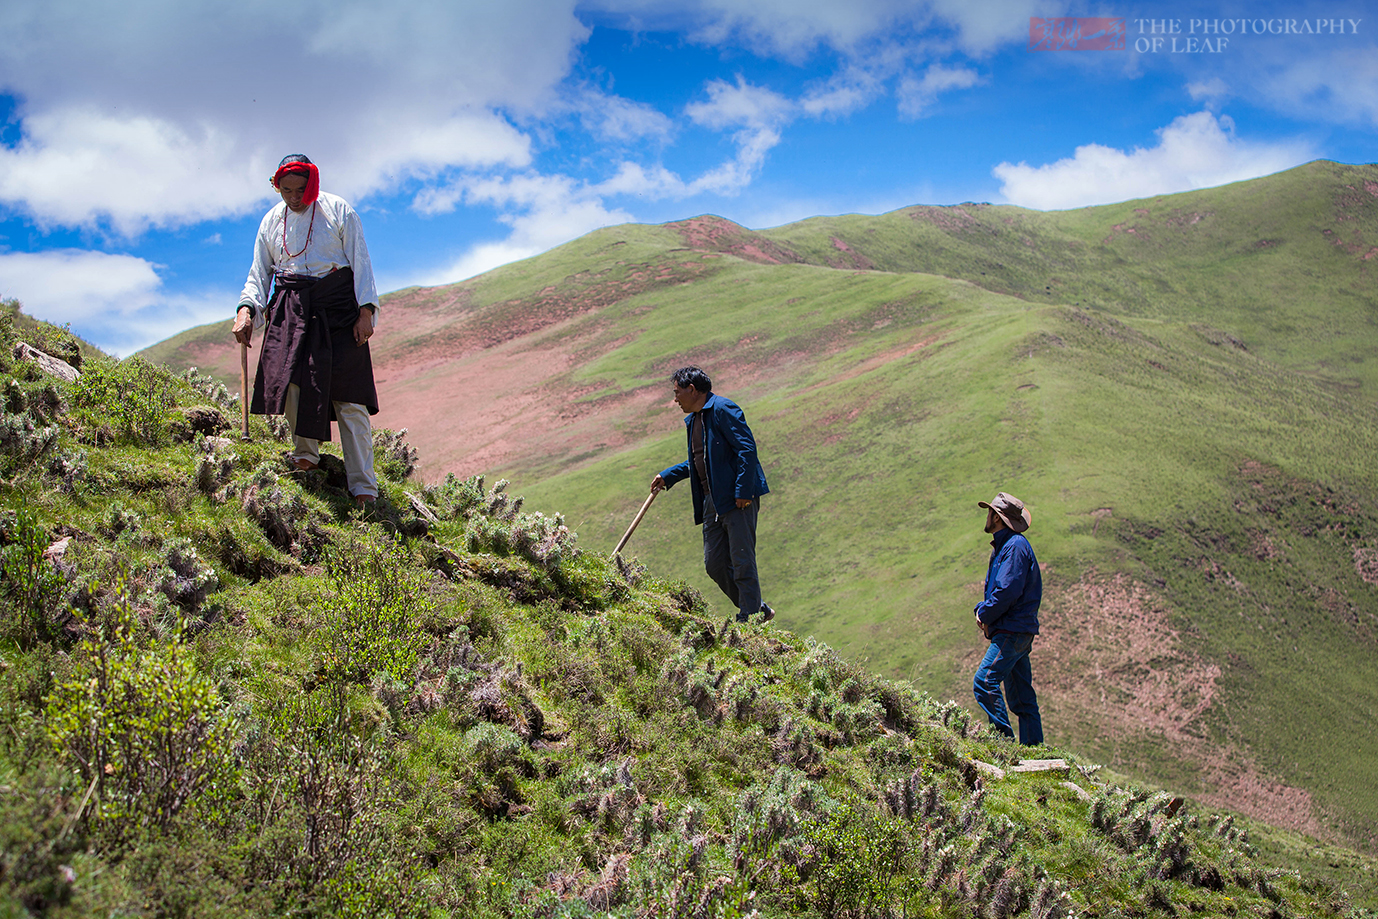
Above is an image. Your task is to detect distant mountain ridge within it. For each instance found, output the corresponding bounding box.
[140,159,1378,853]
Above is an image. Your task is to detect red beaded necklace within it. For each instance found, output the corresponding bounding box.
[281,202,317,259]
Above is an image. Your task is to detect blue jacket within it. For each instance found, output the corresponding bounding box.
[659,392,769,524]
[974,528,1041,635]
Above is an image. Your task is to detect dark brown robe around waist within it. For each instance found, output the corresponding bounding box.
[250,267,378,442]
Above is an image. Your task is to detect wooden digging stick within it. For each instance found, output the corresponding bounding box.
[240,342,251,439]
[612,489,659,557]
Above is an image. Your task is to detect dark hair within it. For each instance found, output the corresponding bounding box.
[278,154,313,168]
[671,366,711,393]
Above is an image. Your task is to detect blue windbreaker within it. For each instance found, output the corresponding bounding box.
[974,528,1041,635]
[658,392,769,524]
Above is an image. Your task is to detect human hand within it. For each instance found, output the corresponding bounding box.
[650,474,665,494]
[735,497,751,509]
[354,306,375,346]
[232,306,254,347]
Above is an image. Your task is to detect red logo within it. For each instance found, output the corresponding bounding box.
[1029,18,1126,50]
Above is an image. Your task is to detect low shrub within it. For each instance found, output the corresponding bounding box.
[313,535,435,686]
[0,503,65,647]
[0,410,61,476]
[45,588,240,837]
[373,427,420,481]
[71,356,180,446]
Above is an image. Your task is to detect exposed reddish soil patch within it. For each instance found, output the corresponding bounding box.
[1030,571,1329,839]
[1329,183,1378,268]
[827,236,875,271]
[1164,210,1212,227]
[904,204,996,235]
[1248,530,1282,561]
[1102,223,1143,244]
[1039,573,1221,739]
[369,314,668,482]
[180,338,246,390]
[384,264,714,369]
[1355,547,1378,586]
[807,333,943,394]
[665,215,803,265]
[1188,754,1324,842]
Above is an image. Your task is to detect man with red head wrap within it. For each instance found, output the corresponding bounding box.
[232,155,381,506]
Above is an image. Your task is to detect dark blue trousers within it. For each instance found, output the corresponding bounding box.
[973,630,1043,745]
[702,495,761,621]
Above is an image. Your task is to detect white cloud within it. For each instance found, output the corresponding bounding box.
[586,0,1033,58]
[406,173,636,287]
[684,76,795,131]
[0,250,229,355]
[992,111,1315,210]
[926,0,1040,55]
[0,109,268,235]
[0,251,163,325]
[0,0,584,232]
[800,81,875,118]
[574,91,676,143]
[1187,77,1230,102]
[800,64,887,118]
[1258,47,1378,127]
[896,63,984,118]
[684,77,795,193]
[596,162,691,199]
[404,73,810,290]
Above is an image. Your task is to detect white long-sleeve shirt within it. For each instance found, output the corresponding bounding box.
[238,191,379,328]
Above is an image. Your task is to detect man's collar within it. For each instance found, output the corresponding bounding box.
[989,527,1016,550]
[689,392,715,414]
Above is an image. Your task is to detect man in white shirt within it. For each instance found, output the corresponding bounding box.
[232,155,380,506]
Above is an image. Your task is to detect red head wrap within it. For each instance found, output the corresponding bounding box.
[272,161,320,207]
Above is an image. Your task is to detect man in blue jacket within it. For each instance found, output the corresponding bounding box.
[651,366,773,623]
[972,492,1044,745]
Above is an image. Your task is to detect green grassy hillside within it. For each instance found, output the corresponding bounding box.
[512,254,1378,852]
[4,307,1378,917]
[137,318,240,383]
[136,161,1378,856]
[760,160,1378,399]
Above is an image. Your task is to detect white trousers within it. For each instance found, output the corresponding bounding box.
[283,383,378,498]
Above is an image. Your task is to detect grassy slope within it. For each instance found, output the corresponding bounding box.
[763,160,1378,398]
[135,161,1378,853]
[514,261,1378,849]
[4,312,1378,917]
[137,318,241,383]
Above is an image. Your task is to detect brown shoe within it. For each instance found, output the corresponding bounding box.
[354,494,376,509]
[759,602,775,622]
[294,458,318,471]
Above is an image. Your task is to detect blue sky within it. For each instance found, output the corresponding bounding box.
[0,1,1373,355]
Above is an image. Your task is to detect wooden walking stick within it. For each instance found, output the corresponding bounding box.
[239,342,251,439]
[612,488,659,557]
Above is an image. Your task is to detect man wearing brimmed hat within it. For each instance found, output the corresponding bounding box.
[972,491,1044,745]
[232,154,381,507]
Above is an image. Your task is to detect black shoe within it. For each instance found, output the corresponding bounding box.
[735,611,751,623]
[759,602,775,622]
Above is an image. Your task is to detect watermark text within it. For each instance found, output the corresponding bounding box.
[1032,15,1361,53]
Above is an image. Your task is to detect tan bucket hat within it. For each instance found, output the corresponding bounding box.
[978,492,1031,533]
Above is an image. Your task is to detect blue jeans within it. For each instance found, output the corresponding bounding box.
[702,494,761,621]
[973,631,1043,745]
